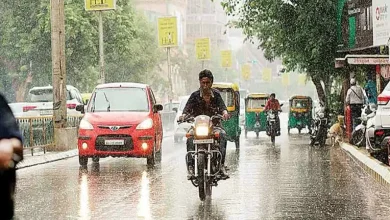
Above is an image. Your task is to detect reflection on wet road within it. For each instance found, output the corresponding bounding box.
[15,113,390,219]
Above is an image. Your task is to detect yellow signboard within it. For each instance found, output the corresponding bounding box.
[221,50,232,68]
[241,64,251,80]
[262,68,272,82]
[298,73,307,85]
[85,0,116,11]
[282,73,289,86]
[157,17,178,47]
[195,38,211,60]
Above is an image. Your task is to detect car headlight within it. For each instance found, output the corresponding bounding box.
[79,119,93,130]
[136,118,153,130]
[195,125,209,136]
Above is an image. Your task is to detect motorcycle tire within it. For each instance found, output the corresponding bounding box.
[271,135,275,144]
[197,153,206,201]
[351,129,365,147]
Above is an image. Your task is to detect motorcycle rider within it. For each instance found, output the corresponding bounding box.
[179,69,230,179]
[264,93,281,136]
[0,93,23,220]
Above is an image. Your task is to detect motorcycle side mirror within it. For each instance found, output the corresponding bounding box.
[261,105,265,107]
[280,104,284,107]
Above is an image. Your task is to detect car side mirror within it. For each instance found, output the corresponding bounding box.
[154,104,163,112]
[172,107,178,113]
[76,104,85,114]
[84,99,89,105]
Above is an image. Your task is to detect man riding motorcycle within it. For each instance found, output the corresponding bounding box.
[264,93,281,136]
[179,69,230,179]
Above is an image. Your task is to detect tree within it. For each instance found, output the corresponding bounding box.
[0,0,163,101]
[221,0,339,108]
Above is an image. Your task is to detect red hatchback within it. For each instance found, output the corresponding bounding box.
[76,83,163,166]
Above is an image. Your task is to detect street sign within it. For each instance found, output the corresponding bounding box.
[298,74,307,85]
[157,17,178,47]
[221,50,232,68]
[262,68,272,82]
[282,73,289,86]
[85,0,116,11]
[195,38,211,60]
[241,64,251,80]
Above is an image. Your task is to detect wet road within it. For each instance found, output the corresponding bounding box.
[15,113,390,219]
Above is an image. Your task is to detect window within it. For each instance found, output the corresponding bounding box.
[218,89,234,107]
[292,99,310,108]
[89,87,149,112]
[28,88,71,102]
[247,98,267,109]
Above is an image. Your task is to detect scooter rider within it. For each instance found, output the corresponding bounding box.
[179,69,230,179]
[264,93,282,136]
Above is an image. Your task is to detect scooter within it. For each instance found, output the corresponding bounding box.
[351,104,376,147]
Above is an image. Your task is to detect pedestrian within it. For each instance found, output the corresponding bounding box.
[0,93,23,219]
[346,78,368,130]
[364,74,377,105]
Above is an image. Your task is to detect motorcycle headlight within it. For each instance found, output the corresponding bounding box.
[79,119,93,130]
[195,125,209,136]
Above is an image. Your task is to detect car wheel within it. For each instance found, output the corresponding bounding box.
[79,156,88,166]
[147,145,156,166]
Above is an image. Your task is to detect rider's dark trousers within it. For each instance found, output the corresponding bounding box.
[186,127,227,166]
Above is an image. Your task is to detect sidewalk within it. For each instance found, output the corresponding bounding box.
[339,142,390,188]
[17,131,174,169]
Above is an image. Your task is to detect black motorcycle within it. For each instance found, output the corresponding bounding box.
[265,109,282,145]
[310,106,328,146]
[178,114,227,201]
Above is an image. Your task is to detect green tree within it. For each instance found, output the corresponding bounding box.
[0,0,162,101]
[221,0,339,108]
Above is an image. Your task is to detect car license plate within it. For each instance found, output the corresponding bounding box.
[40,110,53,115]
[105,139,125,145]
[193,139,214,144]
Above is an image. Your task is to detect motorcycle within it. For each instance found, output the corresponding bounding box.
[351,104,376,147]
[178,114,227,201]
[254,112,261,138]
[310,105,328,146]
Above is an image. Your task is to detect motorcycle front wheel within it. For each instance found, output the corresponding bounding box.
[197,153,206,201]
[351,129,365,147]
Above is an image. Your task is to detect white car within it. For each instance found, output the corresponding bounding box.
[23,85,83,116]
[8,102,40,118]
[174,96,191,143]
[373,84,390,155]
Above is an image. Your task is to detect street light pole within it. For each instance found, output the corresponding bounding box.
[98,11,105,83]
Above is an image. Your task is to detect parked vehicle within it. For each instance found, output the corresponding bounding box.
[179,114,228,201]
[76,83,163,166]
[310,105,328,146]
[174,96,191,143]
[351,104,376,147]
[24,85,83,116]
[8,102,39,118]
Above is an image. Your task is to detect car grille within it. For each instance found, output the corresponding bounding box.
[95,134,133,151]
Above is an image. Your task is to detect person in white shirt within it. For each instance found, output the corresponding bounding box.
[346,78,368,129]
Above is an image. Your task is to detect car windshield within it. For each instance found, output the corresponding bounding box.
[247,98,267,109]
[292,99,309,108]
[89,87,149,112]
[218,89,234,107]
[27,88,71,102]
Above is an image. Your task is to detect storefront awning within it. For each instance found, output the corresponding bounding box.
[335,54,390,68]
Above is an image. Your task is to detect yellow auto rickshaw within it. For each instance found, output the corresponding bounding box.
[244,93,269,138]
[212,82,241,148]
[288,95,313,134]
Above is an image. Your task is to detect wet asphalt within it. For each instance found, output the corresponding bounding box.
[14,113,390,219]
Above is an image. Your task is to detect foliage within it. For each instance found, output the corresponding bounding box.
[221,0,339,108]
[0,0,162,101]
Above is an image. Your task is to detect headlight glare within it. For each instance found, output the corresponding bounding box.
[137,118,153,129]
[195,126,209,136]
[79,119,93,130]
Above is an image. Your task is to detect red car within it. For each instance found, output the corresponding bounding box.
[76,83,163,166]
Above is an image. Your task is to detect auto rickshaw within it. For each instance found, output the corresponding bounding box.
[212,82,241,149]
[288,95,313,134]
[81,93,92,105]
[244,93,269,138]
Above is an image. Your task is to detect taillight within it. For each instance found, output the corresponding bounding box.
[375,129,385,136]
[23,106,37,112]
[67,103,77,109]
[378,94,390,105]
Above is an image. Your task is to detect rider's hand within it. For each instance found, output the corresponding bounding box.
[179,115,185,122]
[0,138,22,169]
[223,112,230,120]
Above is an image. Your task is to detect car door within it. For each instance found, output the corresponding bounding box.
[149,88,162,150]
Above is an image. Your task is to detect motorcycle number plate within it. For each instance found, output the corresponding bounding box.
[193,139,214,144]
[269,119,276,122]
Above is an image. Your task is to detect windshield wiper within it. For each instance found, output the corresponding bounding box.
[103,92,110,112]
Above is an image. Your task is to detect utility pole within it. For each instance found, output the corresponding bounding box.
[51,0,67,149]
[98,11,105,83]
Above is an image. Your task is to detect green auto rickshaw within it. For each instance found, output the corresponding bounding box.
[212,82,241,149]
[244,93,269,138]
[287,95,313,134]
